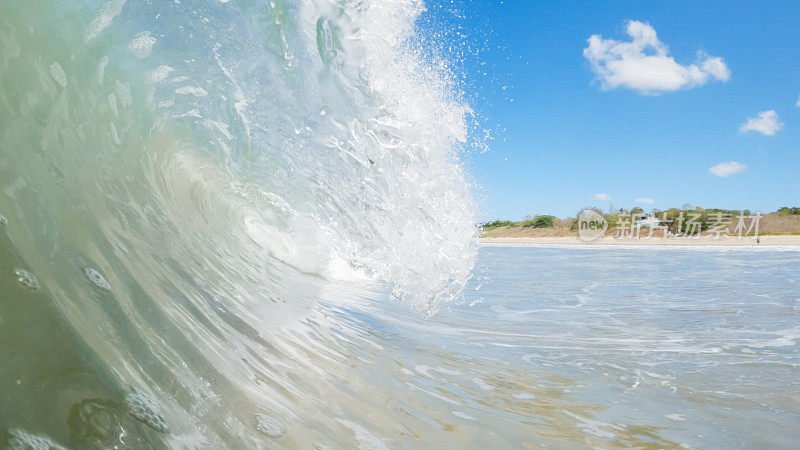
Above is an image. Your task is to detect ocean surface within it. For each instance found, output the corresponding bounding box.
[4,238,800,448]
[2,1,800,448]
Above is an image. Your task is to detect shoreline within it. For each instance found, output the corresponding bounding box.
[479,235,800,247]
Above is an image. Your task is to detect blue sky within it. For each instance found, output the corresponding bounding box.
[423,0,800,219]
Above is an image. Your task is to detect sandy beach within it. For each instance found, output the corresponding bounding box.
[480,235,800,246]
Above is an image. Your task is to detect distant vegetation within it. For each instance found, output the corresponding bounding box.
[777,207,800,215]
[483,220,516,229]
[522,215,557,228]
[483,215,557,229]
[482,206,800,237]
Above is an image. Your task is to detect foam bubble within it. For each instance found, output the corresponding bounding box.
[125,389,168,432]
[114,80,132,107]
[174,86,208,97]
[83,267,111,290]
[110,121,120,145]
[128,31,156,58]
[255,414,284,438]
[49,62,67,87]
[150,65,174,83]
[14,269,39,290]
[97,56,109,85]
[7,429,67,450]
[336,419,388,450]
[85,0,126,42]
[108,92,118,116]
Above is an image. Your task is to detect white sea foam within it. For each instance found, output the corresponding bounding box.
[97,55,109,84]
[115,80,131,107]
[337,419,388,450]
[49,61,66,87]
[150,65,174,83]
[85,0,126,42]
[14,269,39,290]
[254,414,284,438]
[7,429,67,450]
[108,92,118,116]
[110,121,120,145]
[84,267,111,290]
[174,85,208,97]
[128,31,156,58]
[125,389,168,432]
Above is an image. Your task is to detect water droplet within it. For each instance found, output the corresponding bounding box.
[125,389,168,432]
[83,267,111,290]
[7,429,67,450]
[14,269,39,290]
[255,414,284,438]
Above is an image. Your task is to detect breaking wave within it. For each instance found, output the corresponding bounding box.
[0,0,478,447]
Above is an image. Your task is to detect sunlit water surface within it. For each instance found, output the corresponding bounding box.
[4,242,800,448]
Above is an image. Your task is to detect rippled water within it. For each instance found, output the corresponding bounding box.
[456,245,800,448]
[5,232,800,447]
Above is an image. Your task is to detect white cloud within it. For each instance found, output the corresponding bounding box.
[796,94,800,107]
[709,161,747,177]
[739,110,783,136]
[700,55,731,81]
[583,20,730,94]
[594,193,611,201]
[635,197,654,204]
